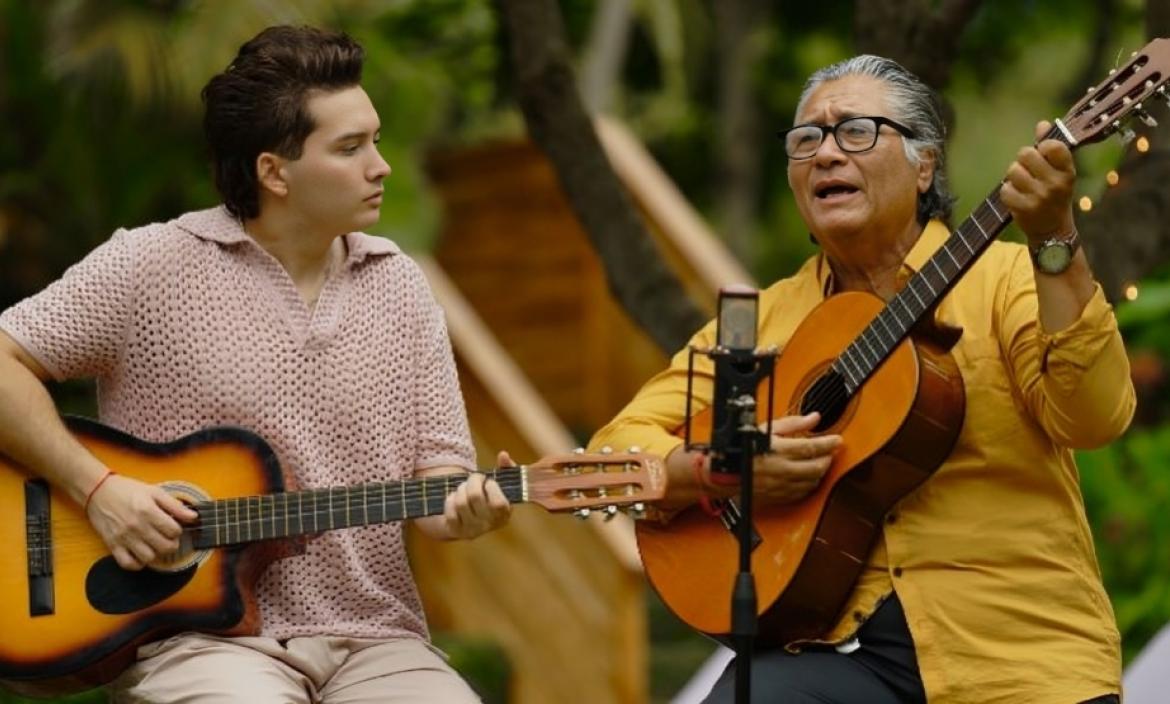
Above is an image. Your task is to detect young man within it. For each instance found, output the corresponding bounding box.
[592,55,1133,703]
[0,26,508,703]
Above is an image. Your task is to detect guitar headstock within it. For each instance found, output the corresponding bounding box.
[1061,37,1170,146]
[524,448,666,519]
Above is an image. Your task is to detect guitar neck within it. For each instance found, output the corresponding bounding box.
[189,468,526,548]
[832,184,1015,395]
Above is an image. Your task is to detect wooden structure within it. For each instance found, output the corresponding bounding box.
[407,118,749,703]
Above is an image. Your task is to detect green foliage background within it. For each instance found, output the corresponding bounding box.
[2,1,1168,702]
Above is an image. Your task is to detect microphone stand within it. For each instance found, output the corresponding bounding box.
[685,347,776,704]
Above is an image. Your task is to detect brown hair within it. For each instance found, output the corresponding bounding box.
[201,26,365,219]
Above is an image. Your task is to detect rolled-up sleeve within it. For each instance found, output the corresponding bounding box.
[998,248,1135,449]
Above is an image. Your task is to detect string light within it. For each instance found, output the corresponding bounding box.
[1106,170,1120,186]
[1124,283,1139,301]
[1136,136,1150,153]
[1078,196,1093,212]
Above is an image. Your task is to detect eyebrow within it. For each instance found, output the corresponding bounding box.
[331,128,380,144]
[798,109,864,126]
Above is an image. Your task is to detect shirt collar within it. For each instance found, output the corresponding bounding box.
[173,206,401,264]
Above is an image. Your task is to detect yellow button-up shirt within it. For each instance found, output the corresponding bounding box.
[591,221,1135,703]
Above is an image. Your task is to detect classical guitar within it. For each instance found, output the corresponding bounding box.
[0,416,665,697]
[636,38,1170,647]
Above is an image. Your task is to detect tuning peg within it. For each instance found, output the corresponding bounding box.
[1137,110,1159,128]
[626,445,642,454]
[572,447,585,454]
[603,505,619,521]
[629,502,647,519]
[574,508,592,520]
[600,445,613,455]
[1116,123,1137,145]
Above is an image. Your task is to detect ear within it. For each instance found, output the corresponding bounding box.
[256,152,289,198]
[916,149,936,195]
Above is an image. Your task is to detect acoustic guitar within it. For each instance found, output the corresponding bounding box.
[0,416,665,697]
[636,38,1170,647]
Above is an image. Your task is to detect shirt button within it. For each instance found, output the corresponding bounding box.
[893,567,904,577]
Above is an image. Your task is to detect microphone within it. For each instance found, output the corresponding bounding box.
[708,285,763,481]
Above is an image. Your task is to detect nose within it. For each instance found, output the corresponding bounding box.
[369,149,391,181]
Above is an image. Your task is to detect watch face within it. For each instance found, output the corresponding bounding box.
[1036,242,1072,273]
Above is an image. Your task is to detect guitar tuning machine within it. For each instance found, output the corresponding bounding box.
[603,505,619,521]
[628,502,647,519]
[1114,120,1137,145]
[573,507,592,520]
[1131,103,1159,128]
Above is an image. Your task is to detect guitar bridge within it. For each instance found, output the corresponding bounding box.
[24,478,55,616]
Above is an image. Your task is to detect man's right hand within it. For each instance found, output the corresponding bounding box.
[750,412,842,504]
[85,474,199,571]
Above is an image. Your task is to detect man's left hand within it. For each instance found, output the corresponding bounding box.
[438,451,514,540]
[1000,120,1077,242]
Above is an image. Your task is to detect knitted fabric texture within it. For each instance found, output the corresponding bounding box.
[0,206,475,641]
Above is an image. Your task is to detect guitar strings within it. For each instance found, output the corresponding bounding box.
[34,467,645,551]
[33,477,531,554]
[183,472,531,537]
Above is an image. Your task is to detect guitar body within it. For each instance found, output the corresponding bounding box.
[0,418,286,697]
[636,291,966,646]
[0,417,664,697]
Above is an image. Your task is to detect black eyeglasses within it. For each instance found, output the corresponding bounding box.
[778,116,916,160]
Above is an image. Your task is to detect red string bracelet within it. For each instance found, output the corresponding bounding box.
[84,469,115,511]
[691,454,723,517]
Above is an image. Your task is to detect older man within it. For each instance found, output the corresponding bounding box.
[592,55,1133,704]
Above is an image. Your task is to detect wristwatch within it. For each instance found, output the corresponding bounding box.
[1029,228,1080,275]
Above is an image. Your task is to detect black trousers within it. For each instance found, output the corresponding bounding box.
[701,594,1121,704]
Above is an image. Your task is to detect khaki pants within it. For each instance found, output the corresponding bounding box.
[110,633,481,703]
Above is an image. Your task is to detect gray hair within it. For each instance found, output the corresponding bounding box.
[795,55,955,226]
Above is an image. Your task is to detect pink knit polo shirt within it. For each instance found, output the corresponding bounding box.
[0,206,475,642]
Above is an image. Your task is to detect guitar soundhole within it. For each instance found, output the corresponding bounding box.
[799,370,849,432]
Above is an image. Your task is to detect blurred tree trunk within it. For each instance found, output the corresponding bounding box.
[713,0,771,263]
[853,0,983,89]
[496,0,707,353]
[1077,0,1170,300]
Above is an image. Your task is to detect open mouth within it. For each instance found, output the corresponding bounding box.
[815,184,859,199]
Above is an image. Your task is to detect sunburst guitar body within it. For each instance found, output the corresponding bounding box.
[0,417,664,697]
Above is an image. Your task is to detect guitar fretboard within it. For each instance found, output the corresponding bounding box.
[188,468,525,548]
